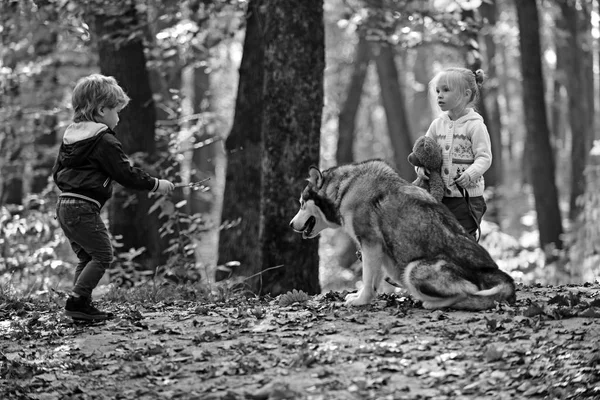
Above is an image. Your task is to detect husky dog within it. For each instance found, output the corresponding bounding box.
[289,160,515,310]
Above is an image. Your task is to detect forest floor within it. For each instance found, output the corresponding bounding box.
[2,284,600,400]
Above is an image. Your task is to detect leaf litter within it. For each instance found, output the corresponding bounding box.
[1,284,600,399]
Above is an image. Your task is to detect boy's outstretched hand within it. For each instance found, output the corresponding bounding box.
[155,179,175,194]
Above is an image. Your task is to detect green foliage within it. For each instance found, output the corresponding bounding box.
[278,289,310,307]
[102,280,209,304]
[341,0,484,49]
[0,194,72,294]
[105,83,216,287]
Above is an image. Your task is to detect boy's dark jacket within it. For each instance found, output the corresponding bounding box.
[53,122,158,207]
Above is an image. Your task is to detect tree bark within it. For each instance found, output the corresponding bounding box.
[514,0,563,250]
[496,32,515,162]
[189,63,213,215]
[373,44,413,179]
[259,0,323,295]
[558,0,594,221]
[336,31,370,165]
[550,15,567,157]
[410,47,434,137]
[219,0,266,288]
[90,0,163,269]
[480,0,503,189]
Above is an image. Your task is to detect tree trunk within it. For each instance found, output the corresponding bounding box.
[480,0,503,189]
[373,44,414,179]
[335,30,371,270]
[559,0,593,221]
[336,31,370,165]
[496,33,515,162]
[460,7,498,190]
[189,63,214,215]
[219,0,266,288]
[90,0,163,269]
[411,47,434,137]
[259,0,323,296]
[514,0,563,250]
[550,15,567,157]
[597,0,600,142]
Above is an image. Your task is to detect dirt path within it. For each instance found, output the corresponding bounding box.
[2,284,600,399]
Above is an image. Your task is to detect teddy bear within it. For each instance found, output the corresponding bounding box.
[407,136,445,202]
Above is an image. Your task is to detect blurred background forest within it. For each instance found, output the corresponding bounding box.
[1,0,600,299]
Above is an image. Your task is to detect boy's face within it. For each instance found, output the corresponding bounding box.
[97,104,125,130]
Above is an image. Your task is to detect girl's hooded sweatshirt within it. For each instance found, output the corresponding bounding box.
[425,108,492,198]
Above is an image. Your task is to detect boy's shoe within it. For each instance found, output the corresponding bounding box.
[65,296,113,321]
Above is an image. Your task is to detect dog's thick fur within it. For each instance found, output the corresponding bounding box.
[289,160,515,310]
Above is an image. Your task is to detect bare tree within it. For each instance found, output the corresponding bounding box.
[259,0,324,295]
[514,0,563,250]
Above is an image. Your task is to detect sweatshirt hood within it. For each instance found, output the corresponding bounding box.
[440,108,482,124]
[59,122,109,168]
[63,122,108,145]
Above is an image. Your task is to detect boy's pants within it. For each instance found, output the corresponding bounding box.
[56,197,113,298]
[442,196,487,239]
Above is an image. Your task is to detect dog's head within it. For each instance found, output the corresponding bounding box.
[289,166,340,239]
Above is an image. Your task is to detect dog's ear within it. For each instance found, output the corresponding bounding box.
[308,165,323,188]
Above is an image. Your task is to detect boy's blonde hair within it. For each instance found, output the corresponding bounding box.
[428,67,485,114]
[72,74,130,123]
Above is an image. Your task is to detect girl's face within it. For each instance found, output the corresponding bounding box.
[97,104,125,130]
[434,75,470,117]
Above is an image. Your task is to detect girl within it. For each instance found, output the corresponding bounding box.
[414,67,492,239]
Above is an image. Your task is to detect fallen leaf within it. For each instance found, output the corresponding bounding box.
[484,344,504,362]
[523,302,545,317]
[579,307,600,318]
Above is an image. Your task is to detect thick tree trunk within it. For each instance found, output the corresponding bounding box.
[259,0,323,296]
[559,1,593,221]
[219,0,265,288]
[90,0,163,269]
[336,31,370,165]
[515,0,563,250]
[373,44,413,179]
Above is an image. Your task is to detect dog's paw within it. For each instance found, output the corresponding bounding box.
[344,291,372,306]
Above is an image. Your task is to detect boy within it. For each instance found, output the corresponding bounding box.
[53,74,174,321]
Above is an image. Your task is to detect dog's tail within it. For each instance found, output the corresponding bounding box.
[406,259,516,311]
[453,278,516,311]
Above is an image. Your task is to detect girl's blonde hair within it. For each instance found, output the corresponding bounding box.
[428,67,485,114]
[72,74,130,123]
